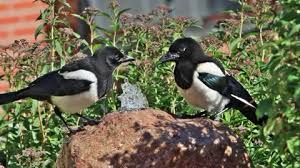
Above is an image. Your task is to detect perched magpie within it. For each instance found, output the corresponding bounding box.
[159,37,266,125]
[0,46,135,132]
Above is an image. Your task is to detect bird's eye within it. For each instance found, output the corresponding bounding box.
[178,47,186,54]
[114,55,120,60]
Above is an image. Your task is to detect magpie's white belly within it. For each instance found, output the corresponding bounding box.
[178,72,230,113]
[51,69,99,114]
[51,89,98,114]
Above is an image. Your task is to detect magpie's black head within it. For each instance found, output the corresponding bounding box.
[159,37,204,64]
[94,46,135,69]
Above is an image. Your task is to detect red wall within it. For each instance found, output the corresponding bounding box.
[0,0,46,93]
[0,0,84,114]
[0,0,45,46]
[0,0,46,114]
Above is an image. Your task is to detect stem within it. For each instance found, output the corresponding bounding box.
[45,104,53,129]
[113,22,117,47]
[238,1,244,49]
[112,8,117,46]
[37,102,45,143]
[259,26,264,46]
[89,18,94,55]
[228,42,232,57]
[50,4,55,71]
[135,34,140,52]
[259,25,265,61]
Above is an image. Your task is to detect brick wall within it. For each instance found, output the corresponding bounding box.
[0,0,45,97]
[0,0,85,92]
[0,67,8,114]
[0,0,45,47]
[0,0,46,114]
[0,0,86,115]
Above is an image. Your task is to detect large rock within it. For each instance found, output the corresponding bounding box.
[56,109,252,168]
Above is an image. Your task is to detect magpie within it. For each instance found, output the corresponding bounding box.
[0,46,135,132]
[159,37,266,125]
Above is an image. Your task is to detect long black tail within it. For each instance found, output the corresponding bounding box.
[0,88,29,105]
[239,105,267,126]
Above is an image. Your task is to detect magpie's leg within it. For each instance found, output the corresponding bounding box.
[75,113,100,125]
[173,110,209,119]
[54,107,75,133]
[196,110,210,118]
[211,108,229,121]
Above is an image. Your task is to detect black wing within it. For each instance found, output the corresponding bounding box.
[198,73,264,125]
[59,57,94,73]
[21,59,93,100]
[21,70,91,100]
[198,73,256,106]
[197,73,230,96]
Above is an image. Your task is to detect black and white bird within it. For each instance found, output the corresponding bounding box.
[159,37,266,125]
[0,46,135,132]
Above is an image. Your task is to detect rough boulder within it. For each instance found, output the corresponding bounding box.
[56,108,252,168]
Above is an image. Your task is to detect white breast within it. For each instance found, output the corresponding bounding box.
[196,62,224,76]
[178,63,230,113]
[51,70,98,114]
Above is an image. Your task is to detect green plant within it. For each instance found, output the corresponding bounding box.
[201,0,300,167]
[258,0,300,167]
[118,5,197,114]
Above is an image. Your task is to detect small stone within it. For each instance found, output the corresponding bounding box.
[118,80,149,111]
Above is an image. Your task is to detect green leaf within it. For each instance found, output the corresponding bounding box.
[71,14,85,21]
[81,39,89,47]
[36,12,43,21]
[117,8,131,20]
[264,118,276,135]
[98,11,111,18]
[59,0,71,8]
[229,38,242,51]
[41,64,50,75]
[30,100,38,115]
[98,37,113,46]
[112,22,120,31]
[41,8,51,20]
[287,137,300,156]
[293,86,300,100]
[34,24,44,39]
[54,41,63,57]
[42,159,53,168]
[96,26,111,34]
[257,98,272,118]
[268,55,282,72]
[60,57,66,67]
[72,31,81,38]
[288,24,300,37]
[288,75,299,82]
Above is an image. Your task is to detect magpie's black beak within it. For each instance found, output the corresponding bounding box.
[118,55,135,64]
[159,52,179,63]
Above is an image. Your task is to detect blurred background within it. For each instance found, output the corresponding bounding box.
[0,0,239,47]
[0,0,239,112]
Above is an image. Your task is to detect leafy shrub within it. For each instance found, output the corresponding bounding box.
[259,0,300,167]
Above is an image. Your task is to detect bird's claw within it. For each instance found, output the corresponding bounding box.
[197,111,210,118]
[84,119,101,126]
[66,126,85,135]
[173,111,209,119]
